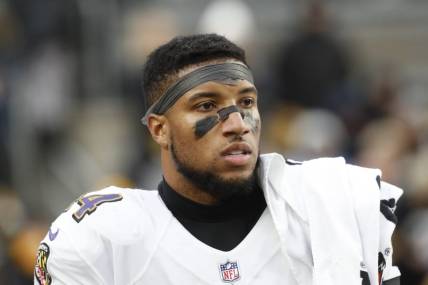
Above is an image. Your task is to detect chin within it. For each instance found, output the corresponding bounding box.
[219,168,255,182]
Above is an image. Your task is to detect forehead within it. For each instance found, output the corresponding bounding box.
[183,79,257,100]
[175,60,256,102]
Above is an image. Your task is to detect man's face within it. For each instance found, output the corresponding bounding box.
[164,64,261,199]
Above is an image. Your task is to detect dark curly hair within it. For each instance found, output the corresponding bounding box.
[141,34,247,111]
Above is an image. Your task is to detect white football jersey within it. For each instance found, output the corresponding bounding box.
[35,188,297,285]
[35,153,401,285]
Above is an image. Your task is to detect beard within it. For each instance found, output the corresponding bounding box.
[170,142,260,202]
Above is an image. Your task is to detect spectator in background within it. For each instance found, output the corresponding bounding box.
[275,1,349,108]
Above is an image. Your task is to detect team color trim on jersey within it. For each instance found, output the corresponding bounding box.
[72,193,123,223]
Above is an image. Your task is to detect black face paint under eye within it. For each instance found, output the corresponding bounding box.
[194,116,218,138]
[217,105,243,121]
[194,105,244,139]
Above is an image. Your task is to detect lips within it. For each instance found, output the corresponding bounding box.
[221,143,253,166]
[221,143,252,156]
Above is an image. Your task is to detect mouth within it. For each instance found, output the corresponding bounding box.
[221,143,253,166]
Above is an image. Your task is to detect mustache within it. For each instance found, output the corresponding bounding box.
[228,134,245,143]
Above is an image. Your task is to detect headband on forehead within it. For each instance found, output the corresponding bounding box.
[141,62,254,125]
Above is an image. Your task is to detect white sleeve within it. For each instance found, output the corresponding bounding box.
[345,163,402,284]
[379,181,402,282]
[34,221,107,285]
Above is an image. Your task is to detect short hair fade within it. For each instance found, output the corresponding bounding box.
[141,34,247,111]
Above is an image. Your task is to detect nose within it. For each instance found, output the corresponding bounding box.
[221,111,250,137]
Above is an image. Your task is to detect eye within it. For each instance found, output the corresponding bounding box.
[196,101,216,112]
[240,97,255,108]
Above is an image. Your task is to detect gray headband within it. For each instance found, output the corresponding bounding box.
[141,62,254,125]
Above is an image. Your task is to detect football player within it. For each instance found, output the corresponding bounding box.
[35,34,401,285]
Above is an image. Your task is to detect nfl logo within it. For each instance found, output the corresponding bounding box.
[219,261,240,283]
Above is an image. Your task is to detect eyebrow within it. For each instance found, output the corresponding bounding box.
[188,92,219,104]
[188,86,258,104]
[239,86,258,95]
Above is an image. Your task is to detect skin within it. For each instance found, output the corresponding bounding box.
[194,105,244,138]
[147,60,261,205]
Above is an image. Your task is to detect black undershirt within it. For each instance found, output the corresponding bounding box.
[158,179,267,251]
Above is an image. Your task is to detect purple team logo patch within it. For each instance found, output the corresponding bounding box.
[219,261,240,283]
[35,243,52,285]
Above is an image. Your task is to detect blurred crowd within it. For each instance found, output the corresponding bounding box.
[0,0,427,284]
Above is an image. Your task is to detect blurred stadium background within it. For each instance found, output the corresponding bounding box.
[0,0,427,283]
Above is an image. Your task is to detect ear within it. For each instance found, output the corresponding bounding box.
[147,114,169,150]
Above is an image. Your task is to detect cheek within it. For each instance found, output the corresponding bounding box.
[194,115,218,138]
[169,121,212,162]
[172,137,217,170]
[242,110,261,134]
[168,113,197,142]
